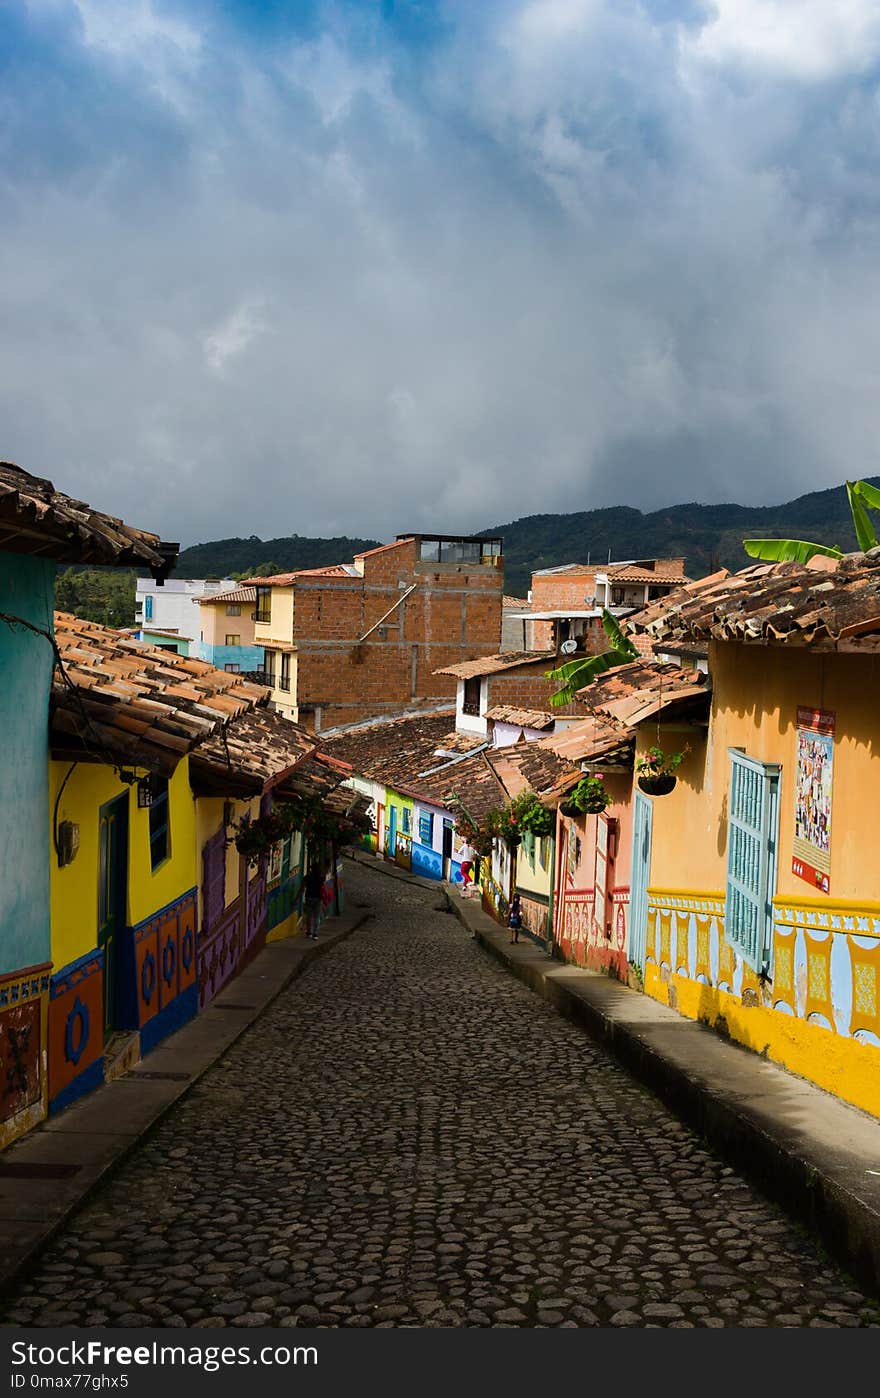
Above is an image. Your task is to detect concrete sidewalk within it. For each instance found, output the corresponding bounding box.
[0,900,371,1296]
[445,884,880,1293]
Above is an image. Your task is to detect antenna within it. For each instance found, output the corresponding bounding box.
[607,548,612,564]
[586,550,591,566]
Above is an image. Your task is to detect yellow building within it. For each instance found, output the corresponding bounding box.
[47,615,322,1117]
[624,557,880,1119]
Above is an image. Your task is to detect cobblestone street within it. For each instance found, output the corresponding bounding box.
[3,861,879,1329]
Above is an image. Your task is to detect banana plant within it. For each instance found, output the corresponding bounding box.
[743,479,880,564]
[546,609,639,708]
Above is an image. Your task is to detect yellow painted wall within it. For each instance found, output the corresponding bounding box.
[516,835,553,902]
[644,642,880,902]
[193,795,256,910]
[255,587,294,648]
[637,641,880,1119]
[50,757,198,972]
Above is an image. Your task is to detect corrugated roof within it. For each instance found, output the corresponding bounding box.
[52,613,269,775]
[628,554,880,649]
[485,705,554,731]
[0,461,176,574]
[434,650,554,679]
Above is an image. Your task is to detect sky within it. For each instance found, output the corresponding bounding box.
[3,0,880,547]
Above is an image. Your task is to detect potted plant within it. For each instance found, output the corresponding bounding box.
[636,745,685,796]
[491,792,554,847]
[560,773,611,818]
[453,815,494,858]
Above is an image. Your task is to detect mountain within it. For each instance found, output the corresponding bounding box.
[174,533,381,578]
[171,478,880,596]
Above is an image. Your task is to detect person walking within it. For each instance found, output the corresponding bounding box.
[303,859,326,940]
[458,840,478,897]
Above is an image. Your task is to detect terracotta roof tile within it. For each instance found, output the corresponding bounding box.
[485,705,555,731]
[190,709,316,794]
[627,553,880,649]
[0,461,175,574]
[434,650,554,679]
[52,613,269,775]
[319,711,456,791]
[198,586,257,605]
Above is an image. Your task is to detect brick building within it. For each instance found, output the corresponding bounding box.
[249,534,503,732]
[525,557,688,651]
[434,650,582,737]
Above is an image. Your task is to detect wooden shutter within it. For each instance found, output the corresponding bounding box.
[725,749,780,972]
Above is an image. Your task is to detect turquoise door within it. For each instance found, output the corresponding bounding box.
[386,805,397,859]
[98,793,129,1036]
[629,792,653,975]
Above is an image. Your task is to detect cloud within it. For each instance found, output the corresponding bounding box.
[2,0,880,550]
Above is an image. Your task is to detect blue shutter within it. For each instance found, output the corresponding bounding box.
[725,749,780,972]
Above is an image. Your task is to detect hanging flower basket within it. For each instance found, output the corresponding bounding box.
[506,834,522,849]
[560,774,611,819]
[637,772,677,796]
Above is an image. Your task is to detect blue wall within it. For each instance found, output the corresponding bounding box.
[0,553,53,975]
[192,641,264,671]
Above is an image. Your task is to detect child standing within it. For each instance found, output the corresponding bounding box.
[508,893,522,944]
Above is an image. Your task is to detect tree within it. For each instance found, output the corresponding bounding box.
[546,610,639,708]
[743,479,880,564]
[55,568,137,628]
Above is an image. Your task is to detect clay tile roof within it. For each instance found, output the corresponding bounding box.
[606,560,688,584]
[52,613,269,775]
[189,708,315,793]
[538,713,634,767]
[199,586,257,606]
[319,710,457,790]
[242,565,357,586]
[433,650,554,679]
[627,553,880,649]
[488,744,582,805]
[0,461,177,574]
[276,751,353,808]
[574,659,710,725]
[502,595,528,609]
[484,705,555,731]
[353,538,414,559]
[436,729,487,754]
[416,750,508,824]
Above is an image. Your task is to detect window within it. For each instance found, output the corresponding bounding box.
[148,777,170,870]
[401,806,412,835]
[255,587,271,623]
[264,649,276,682]
[224,663,240,673]
[418,810,433,846]
[144,595,153,621]
[226,604,241,616]
[725,749,781,973]
[225,634,241,646]
[279,651,291,692]
[462,676,482,716]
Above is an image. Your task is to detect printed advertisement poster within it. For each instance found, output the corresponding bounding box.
[792,707,834,894]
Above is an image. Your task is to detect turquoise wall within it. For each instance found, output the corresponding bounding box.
[0,553,53,975]
[191,640,263,671]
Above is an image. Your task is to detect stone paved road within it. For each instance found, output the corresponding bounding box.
[4,861,879,1329]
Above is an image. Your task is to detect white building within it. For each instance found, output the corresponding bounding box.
[135,578,235,644]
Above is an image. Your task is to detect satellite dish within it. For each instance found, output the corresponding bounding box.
[560,638,578,655]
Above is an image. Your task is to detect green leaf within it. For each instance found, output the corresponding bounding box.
[600,608,638,656]
[847,481,879,552]
[850,479,880,512]
[547,645,637,707]
[743,538,843,564]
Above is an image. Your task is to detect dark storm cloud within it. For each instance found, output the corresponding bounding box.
[3,1,880,546]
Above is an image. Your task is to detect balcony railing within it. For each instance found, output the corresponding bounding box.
[243,670,273,687]
[279,676,291,692]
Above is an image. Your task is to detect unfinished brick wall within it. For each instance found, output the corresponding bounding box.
[529,568,600,651]
[485,665,581,718]
[292,539,504,730]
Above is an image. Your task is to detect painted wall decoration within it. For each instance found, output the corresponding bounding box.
[792,706,834,894]
[412,842,443,879]
[124,888,198,1053]
[48,950,104,1114]
[0,963,50,1145]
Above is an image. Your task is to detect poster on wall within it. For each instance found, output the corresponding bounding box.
[792,707,834,894]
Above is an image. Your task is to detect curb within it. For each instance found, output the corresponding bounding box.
[0,898,373,1300]
[444,885,880,1294]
